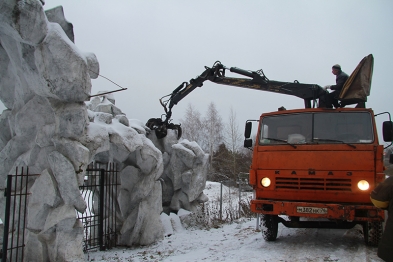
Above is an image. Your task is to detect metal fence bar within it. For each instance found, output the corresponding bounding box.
[10,169,17,261]
[113,163,117,247]
[106,164,110,249]
[98,168,105,251]
[220,182,223,220]
[21,168,29,262]
[105,164,110,249]
[111,162,118,248]
[2,175,13,262]
[15,167,24,262]
[107,163,112,248]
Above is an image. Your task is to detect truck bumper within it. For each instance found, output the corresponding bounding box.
[251,199,385,222]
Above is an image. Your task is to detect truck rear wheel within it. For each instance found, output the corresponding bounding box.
[363,221,383,247]
[261,214,278,241]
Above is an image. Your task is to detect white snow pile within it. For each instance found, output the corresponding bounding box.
[0,1,209,261]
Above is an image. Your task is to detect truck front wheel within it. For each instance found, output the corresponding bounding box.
[261,214,278,241]
[363,221,383,247]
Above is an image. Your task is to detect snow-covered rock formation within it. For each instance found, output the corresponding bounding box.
[85,95,165,247]
[0,1,208,261]
[148,131,209,213]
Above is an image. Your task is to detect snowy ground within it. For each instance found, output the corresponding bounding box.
[85,182,383,262]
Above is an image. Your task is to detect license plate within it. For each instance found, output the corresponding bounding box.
[296,206,328,214]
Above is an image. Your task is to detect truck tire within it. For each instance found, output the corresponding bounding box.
[261,214,278,241]
[363,221,383,247]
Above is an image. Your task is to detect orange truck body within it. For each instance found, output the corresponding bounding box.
[249,107,385,223]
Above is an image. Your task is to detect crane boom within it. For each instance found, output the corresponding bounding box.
[147,61,327,139]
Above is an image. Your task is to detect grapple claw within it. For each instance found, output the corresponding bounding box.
[167,123,182,139]
[146,118,182,139]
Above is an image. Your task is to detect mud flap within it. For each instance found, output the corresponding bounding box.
[363,221,383,247]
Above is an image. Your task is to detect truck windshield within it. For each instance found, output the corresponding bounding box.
[259,112,374,145]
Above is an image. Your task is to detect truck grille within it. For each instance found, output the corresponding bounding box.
[275,177,352,192]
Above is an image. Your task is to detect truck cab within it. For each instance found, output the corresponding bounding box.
[246,107,392,246]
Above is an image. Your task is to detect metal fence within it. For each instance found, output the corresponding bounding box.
[215,173,253,221]
[1,167,38,262]
[78,162,119,252]
[1,163,120,262]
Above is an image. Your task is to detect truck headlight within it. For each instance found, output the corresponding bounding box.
[261,177,271,187]
[357,180,369,191]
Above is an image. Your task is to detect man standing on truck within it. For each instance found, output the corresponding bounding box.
[370,176,393,262]
[324,64,349,108]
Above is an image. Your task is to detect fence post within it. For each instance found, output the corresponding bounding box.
[256,214,260,230]
[220,182,223,220]
[237,173,250,219]
[2,175,12,262]
[238,179,242,217]
[99,168,105,251]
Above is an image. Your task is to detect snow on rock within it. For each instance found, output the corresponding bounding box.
[169,212,185,233]
[160,213,174,237]
[160,212,185,238]
[0,2,209,261]
[45,5,74,43]
[35,22,93,102]
[129,119,148,135]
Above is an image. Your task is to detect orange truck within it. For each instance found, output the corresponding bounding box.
[148,54,393,246]
[244,107,392,246]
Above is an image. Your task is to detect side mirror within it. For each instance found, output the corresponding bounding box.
[383,121,393,142]
[390,153,393,164]
[244,122,252,138]
[244,138,253,148]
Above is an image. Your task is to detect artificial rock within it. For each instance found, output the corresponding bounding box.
[0,2,209,261]
[148,131,209,213]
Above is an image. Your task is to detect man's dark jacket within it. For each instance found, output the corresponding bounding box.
[371,176,393,262]
[330,71,349,92]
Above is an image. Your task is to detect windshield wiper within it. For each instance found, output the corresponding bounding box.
[264,137,297,148]
[313,138,356,148]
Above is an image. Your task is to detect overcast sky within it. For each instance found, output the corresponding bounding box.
[3,0,393,144]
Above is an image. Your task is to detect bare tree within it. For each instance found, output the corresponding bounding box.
[224,107,242,179]
[201,102,223,162]
[179,103,203,143]
[224,106,242,154]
